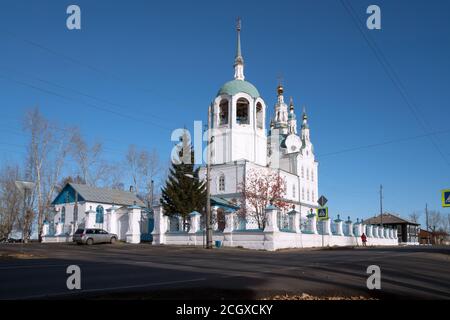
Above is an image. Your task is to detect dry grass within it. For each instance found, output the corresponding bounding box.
[0,252,43,259]
[263,293,377,300]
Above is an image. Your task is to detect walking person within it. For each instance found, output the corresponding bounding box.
[361,232,367,247]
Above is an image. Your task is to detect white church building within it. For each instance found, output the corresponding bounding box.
[40,21,399,250]
[152,21,399,250]
[42,183,150,244]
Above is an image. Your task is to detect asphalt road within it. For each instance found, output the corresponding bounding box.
[0,243,449,300]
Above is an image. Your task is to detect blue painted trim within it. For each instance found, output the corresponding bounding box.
[280,229,296,233]
[128,205,141,209]
[52,184,85,205]
[233,229,263,233]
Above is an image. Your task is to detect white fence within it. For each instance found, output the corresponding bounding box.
[152,206,399,251]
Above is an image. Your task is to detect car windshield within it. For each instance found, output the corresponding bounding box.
[74,229,84,234]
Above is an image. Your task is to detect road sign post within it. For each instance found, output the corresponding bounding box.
[317,195,328,248]
[317,207,329,248]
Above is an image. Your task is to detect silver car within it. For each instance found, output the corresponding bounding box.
[73,228,118,245]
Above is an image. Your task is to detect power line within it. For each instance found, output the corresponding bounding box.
[318,128,450,158]
[339,0,450,168]
[0,73,174,132]
[2,30,155,97]
[0,65,171,124]
[0,117,166,156]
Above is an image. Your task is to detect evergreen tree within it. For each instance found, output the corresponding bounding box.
[160,133,206,230]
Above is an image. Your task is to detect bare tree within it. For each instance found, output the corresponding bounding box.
[125,145,162,206]
[23,107,72,242]
[428,210,444,231]
[56,175,86,193]
[70,129,109,187]
[126,145,143,194]
[0,165,22,239]
[408,211,421,224]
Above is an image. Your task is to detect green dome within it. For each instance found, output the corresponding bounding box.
[217,79,260,98]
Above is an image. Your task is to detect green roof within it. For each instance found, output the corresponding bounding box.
[217,79,260,98]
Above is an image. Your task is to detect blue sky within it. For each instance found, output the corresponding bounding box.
[0,0,449,226]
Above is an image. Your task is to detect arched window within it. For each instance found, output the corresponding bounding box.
[96,205,104,224]
[256,102,263,129]
[73,205,78,223]
[236,98,249,125]
[61,207,66,223]
[219,99,229,125]
[219,174,225,192]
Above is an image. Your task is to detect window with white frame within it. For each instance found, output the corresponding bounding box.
[307,189,310,201]
[61,206,66,223]
[292,184,296,198]
[301,166,304,178]
[306,168,309,180]
[219,174,225,192]
[302,188,305,200]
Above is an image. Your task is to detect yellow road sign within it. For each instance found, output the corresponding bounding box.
[442,189,450,208]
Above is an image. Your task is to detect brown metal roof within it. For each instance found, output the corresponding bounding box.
[364,213,419,225]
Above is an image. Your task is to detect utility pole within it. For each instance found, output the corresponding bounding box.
[205,105,213,249]
[379,184,383,227]
[149,179,154,209]
[425,203,429,245]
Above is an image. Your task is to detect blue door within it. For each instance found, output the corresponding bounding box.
[140,213,154,242]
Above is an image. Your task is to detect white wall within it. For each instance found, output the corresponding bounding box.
[161,231,398,251]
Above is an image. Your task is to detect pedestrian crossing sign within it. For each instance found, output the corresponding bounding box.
[317,207,328,220]
[442,189,450,208]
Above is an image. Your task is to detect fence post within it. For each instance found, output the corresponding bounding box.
[306,212,318,234]
[152,206,167,245]
[345,216,354,236]
[288,209,300,233]
[334,214,344,236]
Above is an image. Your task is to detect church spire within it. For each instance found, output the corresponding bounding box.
[234,18,245,80]
[301,106,309,129]
[302,106,308,128]
[288,97,297,134]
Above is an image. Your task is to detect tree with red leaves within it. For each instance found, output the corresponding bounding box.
[237,168,290,229]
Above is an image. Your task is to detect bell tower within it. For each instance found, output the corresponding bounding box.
[210,19,267,166]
